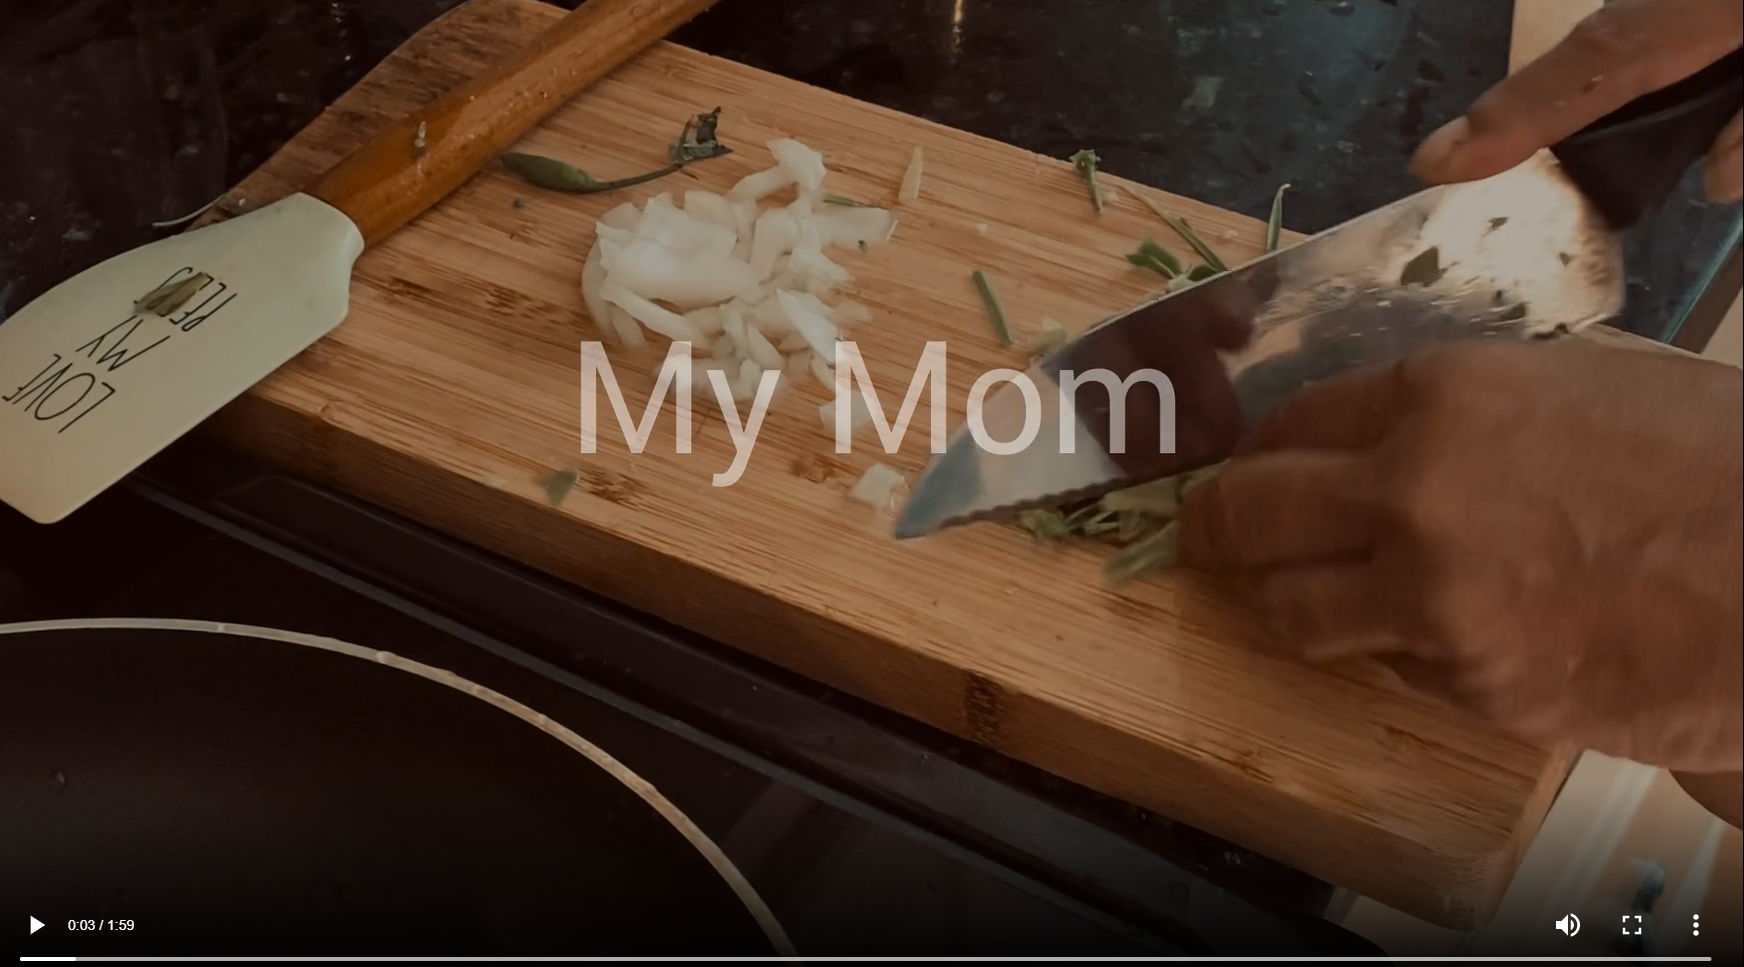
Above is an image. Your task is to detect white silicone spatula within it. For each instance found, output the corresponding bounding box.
[0,0,723,524]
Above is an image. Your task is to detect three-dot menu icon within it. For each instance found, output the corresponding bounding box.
[1692,913,1700,937]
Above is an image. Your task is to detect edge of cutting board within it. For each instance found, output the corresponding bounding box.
[180,0,1656,929]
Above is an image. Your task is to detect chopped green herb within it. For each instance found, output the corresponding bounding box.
[1399,246,1446,287]
[134,272,213,316]
[1186,263,1221,282]
[1266,183,1290,253]
[857,239,869,254]
[1126,239,1184,279]
[1103,522,1180,584]
[541,468,579,506]
[1100,476,1180,516]
[1069,149,1105,213]
[1487,216,1509,233]
[1558,251,1573,266]
[505,109,732,195]
[822,192,871,207]
[667,107,732,165]
[971,269,1012,346]
[1163,215,1228,273]
[1019,509,1072,541]
[1011,461,1227,583]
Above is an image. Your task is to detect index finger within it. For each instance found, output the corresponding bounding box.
[1411,0,1744,184]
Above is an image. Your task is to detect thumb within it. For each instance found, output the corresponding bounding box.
[1410,0,1744,184]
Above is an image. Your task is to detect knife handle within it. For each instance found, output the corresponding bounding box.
[1549,48,1743,230]
[307,0,723,248]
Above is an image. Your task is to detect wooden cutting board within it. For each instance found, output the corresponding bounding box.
[193,0,1589,928]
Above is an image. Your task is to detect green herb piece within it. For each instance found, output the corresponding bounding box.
[1180,462,1224,497]
[1103,521,1179,584]
[1101,477,1180,517]
[503,153,682,194]
[541,468,579,506]
[1487,216,1509,233]
[1399,246,1446,287]
[668,107,732,165]
[1265,183,1290,253]
[1069,149,1105,213]
[972,269,1012,346]
[1019,509,1072,541]
[858,239,869,253]
[1163,215,1228,273]
[1558,251,1573,266]
[1126,238,1184,279]
[822,192,871,207]
[506,109,733,195]
[1186,263,1222,282]
[134,272,213,316]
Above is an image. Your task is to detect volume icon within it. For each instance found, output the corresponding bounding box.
[1555,913,1581,937]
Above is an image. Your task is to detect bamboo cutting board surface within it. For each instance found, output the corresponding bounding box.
[195,0,1581,928]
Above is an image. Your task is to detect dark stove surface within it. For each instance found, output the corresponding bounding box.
[1,441,1383,957]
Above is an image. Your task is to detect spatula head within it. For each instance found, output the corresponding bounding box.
[0,193,363,524]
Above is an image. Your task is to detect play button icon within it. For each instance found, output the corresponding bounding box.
[29,916,44,935]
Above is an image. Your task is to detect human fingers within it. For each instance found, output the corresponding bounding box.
[1179,450,1376,573]
[1411,0,1744,184]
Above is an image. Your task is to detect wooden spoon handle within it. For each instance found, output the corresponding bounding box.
[308,0,723,247]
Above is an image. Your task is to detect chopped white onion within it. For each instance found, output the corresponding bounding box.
[595,223,634,246]
[605,239,762,308]
[819,394,873,433]
[732,358,764,402]
[682,190,737,231]
[784,291,835,322]
[634,193,736,258]
[834,299,873,324]
[580,244,610,334]
[749,208,797,280]
[808,352,834,391]
[708,334,737,358]
[685,305,724,336]
[740,319,785,370]
[600,201,641,231]
[788,244,851,295]
[784,349,814,381]
[721,302,751,348]
[750,298,795,336]
[692,357,731,395]
[601,280,704,343]
[728,165,794,202]
[850,462,908,509]
[607,305,647,349]
[776,332,810,353]
[728,199,758,261]
[818,207,896,249]
[777,289,840,364]
[899,147,924,202]
[769,138,827,192]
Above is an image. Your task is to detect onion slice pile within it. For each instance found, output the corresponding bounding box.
[581,137,898,433]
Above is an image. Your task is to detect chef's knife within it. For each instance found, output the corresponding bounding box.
[896,49,1743,540]
[0,0,722,525]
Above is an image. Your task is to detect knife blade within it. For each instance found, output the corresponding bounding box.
[895,49,1742,540]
